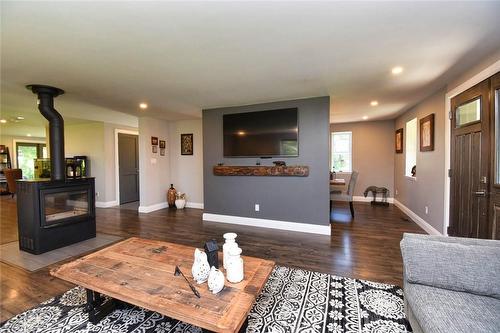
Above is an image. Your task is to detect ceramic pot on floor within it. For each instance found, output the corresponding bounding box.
[167,184,176,208]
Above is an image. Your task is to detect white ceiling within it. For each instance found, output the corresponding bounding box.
[2,1,500,125]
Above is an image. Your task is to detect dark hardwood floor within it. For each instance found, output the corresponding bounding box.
[0,195,424,322]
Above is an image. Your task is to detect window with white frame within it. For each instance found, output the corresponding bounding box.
[405,118,417,177]
[331,131,352,172]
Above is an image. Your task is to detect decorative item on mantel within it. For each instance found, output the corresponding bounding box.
[191,248,210,284]
[226,246,244,283]
[204,239,219,268]
[273,160,286,166]
[223,233,238,269]
[167,184,177,208]
[213,165,309,177]
[208,266,225,294]
[175,192,186,209]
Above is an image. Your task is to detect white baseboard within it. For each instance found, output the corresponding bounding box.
[96,200,119,208]
[353,196,394,204]
[202,213,331,235]
[393,199,441,235]
[138,202,168,213]
[186,202,204,209]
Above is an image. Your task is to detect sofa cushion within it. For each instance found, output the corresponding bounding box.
[400,233,500,299]
[405,283,500,333]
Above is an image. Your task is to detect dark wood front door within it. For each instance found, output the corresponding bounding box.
[489,72,500,240]
[118,133,139,204]
[450,79,491,238]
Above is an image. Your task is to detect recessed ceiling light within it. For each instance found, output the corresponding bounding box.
[362,116,369,120]
[27,133,32,137]
[237,131,246,136]
[391,66,404,75]
[16,116,25,120]
[0,119,6,123]
[370,101,379,106]
[139,103,148,109]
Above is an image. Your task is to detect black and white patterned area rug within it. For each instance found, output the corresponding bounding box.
[0,266,411,333]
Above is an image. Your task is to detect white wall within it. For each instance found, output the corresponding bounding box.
[168,119,203,207]
[138,117,171,211]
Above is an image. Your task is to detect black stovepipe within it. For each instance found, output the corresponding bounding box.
[26,84,66,181]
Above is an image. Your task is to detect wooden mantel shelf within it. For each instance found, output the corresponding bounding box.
[213,165,309,177]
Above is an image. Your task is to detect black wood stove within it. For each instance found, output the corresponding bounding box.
[17,85,96,254]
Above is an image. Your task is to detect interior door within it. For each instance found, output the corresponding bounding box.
[118,133,139,204]
[489,72,500,240]
[449,79,490,238]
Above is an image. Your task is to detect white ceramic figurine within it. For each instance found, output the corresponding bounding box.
[208,266,225,294]
[191,248,210,284]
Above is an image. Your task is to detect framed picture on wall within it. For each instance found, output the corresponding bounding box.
[152,145,158,153]
[395,128,403,153]
[181,133,193,155]
[151,136,159,146]
[159,140,166,149]
[420,114,435,151]
[160,148,165,156]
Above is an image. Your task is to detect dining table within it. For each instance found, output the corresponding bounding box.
[330,178,346,186]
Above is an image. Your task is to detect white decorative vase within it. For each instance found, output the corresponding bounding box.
[222,233,238,269]
[207,266,225,294]
[175,198,186,209]
[191,248,210,284]
[226,246,244,283]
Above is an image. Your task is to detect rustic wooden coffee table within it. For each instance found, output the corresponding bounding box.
[51,237,275,333]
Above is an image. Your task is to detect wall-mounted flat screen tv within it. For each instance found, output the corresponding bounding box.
[223,108,298,157]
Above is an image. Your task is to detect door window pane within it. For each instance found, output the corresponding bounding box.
[456,98,481,127]
[17,145,37,179]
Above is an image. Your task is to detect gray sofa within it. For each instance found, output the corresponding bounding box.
[400,233,500,333]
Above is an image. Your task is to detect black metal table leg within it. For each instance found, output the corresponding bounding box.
[85,289,116,325]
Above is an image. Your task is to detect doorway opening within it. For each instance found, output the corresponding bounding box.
[15,142,47,179]
[117,132,139,206]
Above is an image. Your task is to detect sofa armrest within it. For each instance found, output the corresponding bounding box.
[400,233,500,299]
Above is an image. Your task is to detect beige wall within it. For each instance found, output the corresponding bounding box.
[65,122,107,199]
[138,117,171,208]
[394,88,446,233]
[168,119,203,206]
[331,120,395,197]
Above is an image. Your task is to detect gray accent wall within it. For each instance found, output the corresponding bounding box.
[203,96,330,226]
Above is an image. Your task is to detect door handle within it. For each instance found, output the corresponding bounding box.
[473,190,487,196]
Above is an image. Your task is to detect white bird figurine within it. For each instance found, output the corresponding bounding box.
[208,266,225,294]
[191,248,210,284]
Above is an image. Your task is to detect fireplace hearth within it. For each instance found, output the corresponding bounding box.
[17,84,96,254]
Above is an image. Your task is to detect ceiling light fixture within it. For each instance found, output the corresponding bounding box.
[391,66,404,75]
[16,116,25,120]
[370,101,379,106]
[0,119,6,123]
[139,103,148,109]
[237,131,246,136]
[362,116,369,120]
[27,133,32,137]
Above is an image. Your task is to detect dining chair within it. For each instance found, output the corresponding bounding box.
[330,171,358,218]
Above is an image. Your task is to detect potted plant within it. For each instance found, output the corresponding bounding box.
[175,192,186,209]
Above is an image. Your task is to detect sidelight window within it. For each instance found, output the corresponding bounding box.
[405,118,417,177]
